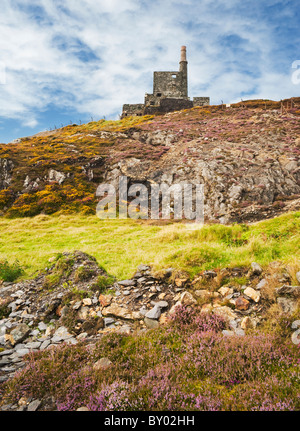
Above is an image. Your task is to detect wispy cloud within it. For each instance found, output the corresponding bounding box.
[0,0,299,142]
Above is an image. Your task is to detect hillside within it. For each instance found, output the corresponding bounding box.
[0,99,300,412]
[0,225,299,411]
[0,98,300,223]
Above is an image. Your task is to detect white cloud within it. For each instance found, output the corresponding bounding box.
[0,0,298,134]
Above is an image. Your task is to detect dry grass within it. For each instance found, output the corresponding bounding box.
[0,211,299,282]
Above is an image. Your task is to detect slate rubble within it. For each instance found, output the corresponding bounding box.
[0,253,299,410]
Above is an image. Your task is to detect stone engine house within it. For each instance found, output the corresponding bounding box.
[122,46,210,118]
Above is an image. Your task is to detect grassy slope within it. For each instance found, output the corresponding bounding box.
[0,211,299,280]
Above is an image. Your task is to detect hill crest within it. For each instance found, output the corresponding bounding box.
[0,98,299,223]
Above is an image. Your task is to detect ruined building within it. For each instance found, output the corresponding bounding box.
[121,46,210,118]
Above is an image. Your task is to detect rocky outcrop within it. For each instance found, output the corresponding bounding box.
[104,110,300,224]
[0,159,13,191]
[0,100,299,222]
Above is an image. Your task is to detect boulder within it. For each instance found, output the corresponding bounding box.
[118,279,136,287]
[235,297,250,311]
[102,304,142,321]
[5,324,30,346]
[145,305,161,320]
[144,317,160,329]
[275,285,300,297]
[244,287,261,303]
[251,262,263,276]
[180,291,197,306]
[213,306,237,321]
[218,286,234,297]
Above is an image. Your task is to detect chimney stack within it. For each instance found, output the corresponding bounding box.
[180,46,187,62]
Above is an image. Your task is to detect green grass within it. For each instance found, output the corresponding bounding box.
[0,211,299,281]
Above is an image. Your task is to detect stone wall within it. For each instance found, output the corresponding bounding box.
[144,98,193,115]
[153,70,187,100]
[193,97,210,107]
[122,104,145,117]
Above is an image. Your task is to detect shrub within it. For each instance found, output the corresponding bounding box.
[0,259,24,282]
[90,275,115,293]
[73,265,95,283]
[170,305,227,333]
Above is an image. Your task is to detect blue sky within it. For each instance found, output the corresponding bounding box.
[0,0,299,143]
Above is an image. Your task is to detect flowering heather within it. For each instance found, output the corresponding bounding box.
[2,305,299,411]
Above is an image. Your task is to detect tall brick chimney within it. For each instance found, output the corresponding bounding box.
[180,46,187,62]
[179,46,188,98]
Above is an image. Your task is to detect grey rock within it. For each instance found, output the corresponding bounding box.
[276,285,300,297]
[0,349,13,357]
[118,279,136,287]
[234,328,245,337]
[144,317,160,329]
[14,343,26,351]
[0,358,11,367]
[52,326,72,343]
[137,277,147,284]
[104,318,115,326]
[12,290,25,298]
[25,341,41,350]
[137,264,150,272]
[27,400,42,412]
[139,306,147,316]
[30,329,40,337]
[38,322,48,331]
[40,339,51,350]
[73,301,82,310]
[145,305,161,320]
[7,324,31,346]
[256,279,267,290]
[48,169,66,185]
[9,311,22,318]
[155,301,169,309]
[77,333,88,340]
[251,262,263,275]
[16,348,30,357]
[229,320,238,330]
